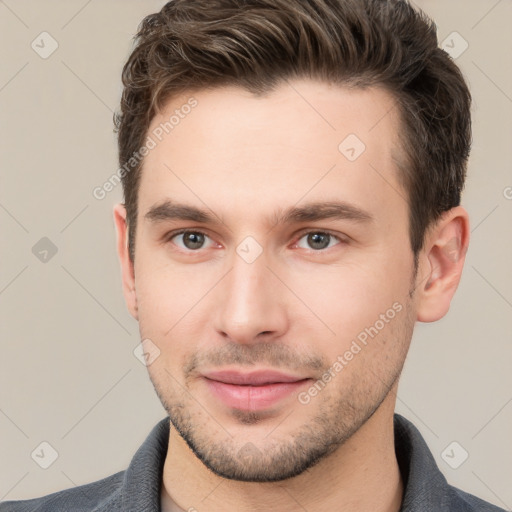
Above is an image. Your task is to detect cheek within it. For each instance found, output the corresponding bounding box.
[134,258,202,334]
[285,257,410,338]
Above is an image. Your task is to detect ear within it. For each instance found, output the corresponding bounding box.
[415,206,470,323]
[113,203,138,320]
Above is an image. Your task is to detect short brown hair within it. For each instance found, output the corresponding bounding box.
[114,0,471,264]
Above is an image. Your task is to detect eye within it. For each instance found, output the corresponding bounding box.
[295,231,343,251]
[168,230,216,251]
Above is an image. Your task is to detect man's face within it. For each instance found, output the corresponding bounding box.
[126,80,418,481]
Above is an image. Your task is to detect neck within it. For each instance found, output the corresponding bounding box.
[161,398,403,512]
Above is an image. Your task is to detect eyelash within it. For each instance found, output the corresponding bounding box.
[164,228,346,253]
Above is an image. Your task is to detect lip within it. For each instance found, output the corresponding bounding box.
[201,369,311,411]
[202,369,307,386]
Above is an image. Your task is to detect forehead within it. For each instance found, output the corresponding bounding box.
[138,80,407,228]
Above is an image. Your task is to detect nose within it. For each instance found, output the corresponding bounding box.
[213,249,289,345]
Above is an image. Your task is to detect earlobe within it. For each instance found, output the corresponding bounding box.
[415,206,470,323]
[113,203,139,320]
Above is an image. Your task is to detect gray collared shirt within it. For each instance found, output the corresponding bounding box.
[0,414,506,511]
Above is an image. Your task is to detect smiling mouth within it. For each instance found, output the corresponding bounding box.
[201,369,312,411]
[201,369,309,386]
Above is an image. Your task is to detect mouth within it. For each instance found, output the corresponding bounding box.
[201,369,312,411]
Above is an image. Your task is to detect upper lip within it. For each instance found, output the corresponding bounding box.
[202,369,309,386]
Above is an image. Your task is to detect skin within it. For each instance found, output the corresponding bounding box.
[113,79,470,512]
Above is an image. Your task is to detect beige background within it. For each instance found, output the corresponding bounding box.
[0,0,511,508]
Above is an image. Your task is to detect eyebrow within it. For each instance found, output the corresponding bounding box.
[144,199,374,226]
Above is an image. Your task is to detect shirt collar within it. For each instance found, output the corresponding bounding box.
[119,416,170,511]
[394,413,449,511]
[114,414,450,512]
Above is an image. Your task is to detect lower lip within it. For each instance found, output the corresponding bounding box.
[203,378,311,411]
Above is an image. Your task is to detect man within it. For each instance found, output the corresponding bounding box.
[1,0,506,511]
